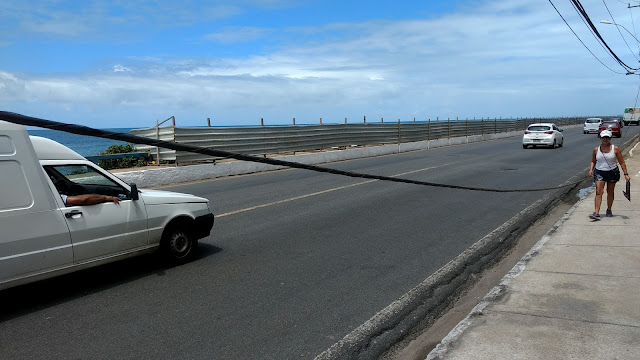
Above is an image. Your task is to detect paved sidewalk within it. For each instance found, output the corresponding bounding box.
[427,146,640,359]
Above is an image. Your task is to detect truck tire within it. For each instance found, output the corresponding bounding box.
[161,224,197,263]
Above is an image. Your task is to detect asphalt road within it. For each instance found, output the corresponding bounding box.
[2,125,638,360]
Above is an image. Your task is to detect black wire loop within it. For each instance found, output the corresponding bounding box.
[0,111,585,193]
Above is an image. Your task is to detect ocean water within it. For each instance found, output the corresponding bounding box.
[27,128,134,156]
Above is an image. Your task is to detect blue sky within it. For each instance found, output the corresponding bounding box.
[2,0,640,128]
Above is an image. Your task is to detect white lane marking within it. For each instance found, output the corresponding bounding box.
[216,161,470,218]
[217,180,377,217]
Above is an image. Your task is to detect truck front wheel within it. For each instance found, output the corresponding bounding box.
[161,225,197,263]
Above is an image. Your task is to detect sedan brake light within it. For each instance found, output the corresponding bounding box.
[524,131,531,134]
[545,131,553,134]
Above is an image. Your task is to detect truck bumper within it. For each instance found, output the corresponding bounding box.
[192,213,215,240]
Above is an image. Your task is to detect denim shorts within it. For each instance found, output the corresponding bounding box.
[593,168,620,183]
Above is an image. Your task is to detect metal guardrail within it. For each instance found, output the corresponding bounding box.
[129,117,589,165]
[130,125,176,162]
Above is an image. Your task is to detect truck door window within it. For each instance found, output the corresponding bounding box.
[44,165,130,200]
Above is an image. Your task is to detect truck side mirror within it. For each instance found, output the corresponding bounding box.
[130,183,139,201]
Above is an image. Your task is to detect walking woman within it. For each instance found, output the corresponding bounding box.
[588,130,630,220]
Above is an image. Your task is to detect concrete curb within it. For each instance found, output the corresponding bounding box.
[425,195,583,360]
[425,135,640,360]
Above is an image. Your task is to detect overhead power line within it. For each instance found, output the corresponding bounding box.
[602,0,640,61]
[547,0,626,74]
[548,0,625,73]
[570,0,639,72]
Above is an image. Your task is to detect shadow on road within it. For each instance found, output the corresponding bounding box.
[0,243,222,322]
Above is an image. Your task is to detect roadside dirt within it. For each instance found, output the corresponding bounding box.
[382,184,587,360]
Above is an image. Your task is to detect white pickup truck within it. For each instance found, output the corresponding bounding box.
[0,120,214,290]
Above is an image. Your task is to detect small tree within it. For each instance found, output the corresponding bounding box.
[98,144,149,170]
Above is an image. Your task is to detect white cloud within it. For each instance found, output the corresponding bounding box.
[205,26,273,43]
[2,0,638,127]
[0,1,245,41]
[113,65,132,73]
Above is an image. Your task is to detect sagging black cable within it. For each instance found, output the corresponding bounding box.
[0,111,583,193]
[572,0,639,71]
[548,0,625,74]
[602,0,640,62]
[570,0,630,69]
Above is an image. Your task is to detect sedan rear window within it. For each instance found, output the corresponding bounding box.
[586,119,600,123]
[527,126,551,131]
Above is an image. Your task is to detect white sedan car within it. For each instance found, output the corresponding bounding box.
[522,123,564,149]
[583,117,602,134]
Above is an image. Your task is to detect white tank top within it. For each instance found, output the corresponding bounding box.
[595,145,618,171]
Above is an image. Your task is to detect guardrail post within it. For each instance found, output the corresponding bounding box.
[481,117,484,136]
[494,117,497,134]
[397,119,401,144]
[320,117,322,125]
[364,115,366,124]
[428,118,431,146]
[293,117,296,126]
[207,117,211,127]
[448,117,451,139]
[465,117,468,139]
[381,117,384,124]
[261,118,264,127]
[345,117,347,124]
[155,119,160,166]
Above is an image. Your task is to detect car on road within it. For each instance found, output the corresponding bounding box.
[522,123,564,149]
[0,121,215,291]
[598,120,622,138]
[583,117,602,134]
[609,117,623,128]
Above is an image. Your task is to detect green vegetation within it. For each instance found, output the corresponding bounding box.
[98,144,149,170]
